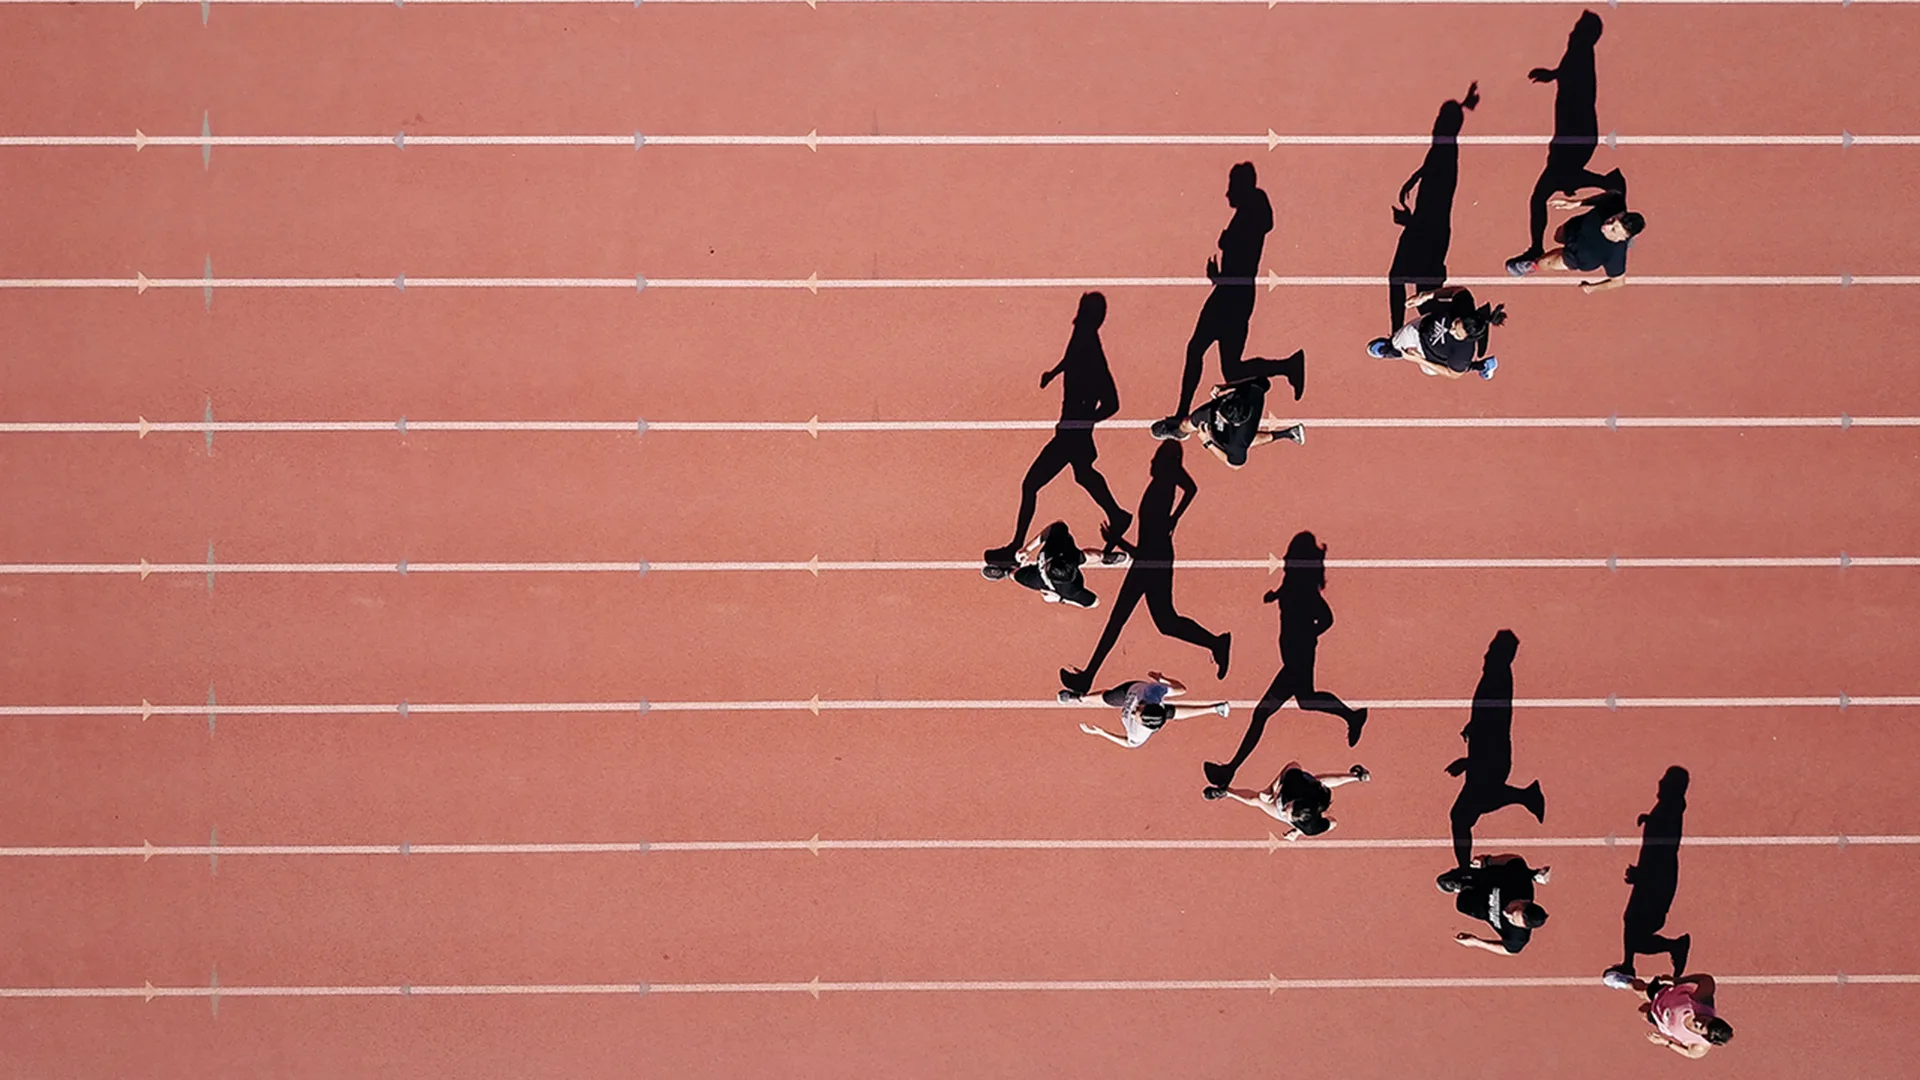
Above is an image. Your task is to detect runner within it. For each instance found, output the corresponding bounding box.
[1069,671,1229,748]
[983,520,1124,608]
[1152,374,1304,469]
[1367,287,1502,380]
[1203,761,1370,840]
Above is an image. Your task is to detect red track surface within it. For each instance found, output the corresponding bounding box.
[4,5,1920,1078]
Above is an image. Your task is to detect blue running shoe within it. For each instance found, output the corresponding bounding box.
[1479,356,1499,380]
[1367,337,1398,359]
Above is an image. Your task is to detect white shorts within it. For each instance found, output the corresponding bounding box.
[1391,322,1425,357]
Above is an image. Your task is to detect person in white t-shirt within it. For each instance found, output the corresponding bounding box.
[1069,672,1228,748]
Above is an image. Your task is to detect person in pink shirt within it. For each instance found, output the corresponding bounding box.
[1606,972,1732,1058]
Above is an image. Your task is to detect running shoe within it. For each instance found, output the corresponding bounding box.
[1057,689,1082,703]
[1149,416,1183,441]
[1282,424,1305,445]
[1202,786,1230,801]
[1479,356,1499,381]
[1602,968,1638,991]
[1214,702,1231,717]
[1366,337,1398,359]
[1505,256,1538,277]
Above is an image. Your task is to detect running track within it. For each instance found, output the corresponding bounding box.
[3,5,1919,1078]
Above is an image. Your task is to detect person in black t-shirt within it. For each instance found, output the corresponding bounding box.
[1439,853,1552,955]
[1506,186,1645,293]
[1367,287,1503,380]
[1203,761,1371,840]
[1152,375,1304,469]
[984,520,1123,608]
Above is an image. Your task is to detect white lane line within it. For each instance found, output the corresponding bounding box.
[4,274,1919,292]
[5,415,1918,437]
[14,0,1920,7]
[3,556,1916,578]
[2,973,1914,1002]
[2,694,1915,720]
[2,834,1911,859]
[8,132,1920,150]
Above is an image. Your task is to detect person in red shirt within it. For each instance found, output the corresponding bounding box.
[1606,972,1734,1058]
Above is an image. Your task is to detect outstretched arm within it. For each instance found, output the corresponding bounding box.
[1149,672,1188,695]
[1078,722,1132,747]
[1528,66,1559,83]
[1455,933,1515,954]
[1582,276,1627,294]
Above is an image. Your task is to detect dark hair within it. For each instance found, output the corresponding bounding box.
[1293,813,1332,836]
[1288,777,1333,819]
[1075,291,1107,329]
[1461,303,1507,341]
[1619,212,1646,236]
[1703,1018,1734,1045]
[1138,701,1171,729]
[1215,390,1257,427]
[1519,903,1549,929]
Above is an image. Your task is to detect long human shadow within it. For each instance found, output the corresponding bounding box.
[1059,440,1230,697]
[1515,10,1624,260]
[1202,531,1368,793]
[1610,766,1693,979]
[1163,162,1302,425]
[1446,629,1546,867]
[1387,83,1478,332]
[984,292,1131,566]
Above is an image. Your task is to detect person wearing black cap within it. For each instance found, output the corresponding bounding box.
[1152,375,1304,469]
[984,520,1123,608]
[1440,853,1552,955]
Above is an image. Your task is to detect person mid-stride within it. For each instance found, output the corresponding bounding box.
[1505,183,1644,294]
[1068,671,1229,749]
[983,520,1126,608]
[985,292,1133,573]
[1367,286,1503,380]
[1438,853,1551,956]
[1204,761,1371,840]
[1152,374,1304,469]
[1606,972,1734,1058]
[1505,10,1640,291]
